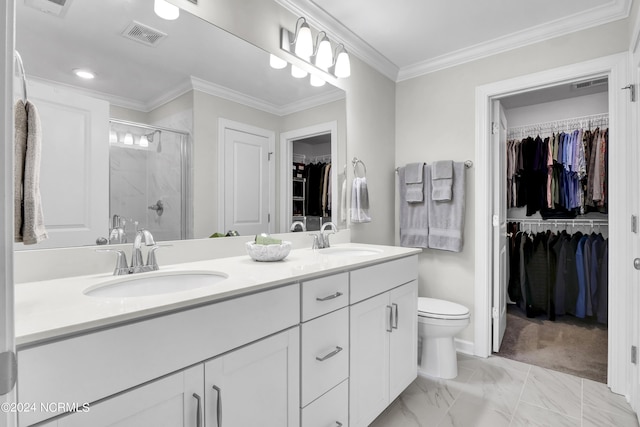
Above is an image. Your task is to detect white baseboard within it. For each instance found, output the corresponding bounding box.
[455,338,474,356]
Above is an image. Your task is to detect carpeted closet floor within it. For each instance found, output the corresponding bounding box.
[496,304,608,383]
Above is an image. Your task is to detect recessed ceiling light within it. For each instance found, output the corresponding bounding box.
[73,69,95,80]
[154,0,179,20]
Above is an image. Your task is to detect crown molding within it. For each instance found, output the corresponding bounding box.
[276,88,345,116]
[274,0,399,81]
[274,0,630,83]
[396,0,632,81]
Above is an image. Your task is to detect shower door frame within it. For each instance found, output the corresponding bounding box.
[474,53,631,396]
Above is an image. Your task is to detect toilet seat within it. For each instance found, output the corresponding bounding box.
[418,297,469,320]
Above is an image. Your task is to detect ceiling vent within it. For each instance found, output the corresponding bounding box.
[24,0,73,17]
[572,78,608,90]
[121,21,168,47]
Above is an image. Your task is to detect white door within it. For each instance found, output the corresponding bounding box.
[16,80,109,249]
[389,281,418,401]
[220,120,274,236]
[492,99,508,353]
[57,365,203,427]
[349,292,390,427]
[204,328,299,427]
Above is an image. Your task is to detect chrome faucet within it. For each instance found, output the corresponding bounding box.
[310,222,337,249]
[97,229,161,275]
[290,221,307,232]
[131,229,158,273]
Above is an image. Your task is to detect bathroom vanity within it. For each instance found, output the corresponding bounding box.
[14,243,420,427]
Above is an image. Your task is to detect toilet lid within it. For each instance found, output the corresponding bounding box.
[418,297,469,318]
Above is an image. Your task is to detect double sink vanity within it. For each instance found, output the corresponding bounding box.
[15,242,420,427]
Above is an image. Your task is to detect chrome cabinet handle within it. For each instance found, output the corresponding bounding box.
[392,303,399,329]
[212,385,222,427]
[316,292,343,302]
[192,393,202,427]
[386,305,393,332]
[316,346,343,362]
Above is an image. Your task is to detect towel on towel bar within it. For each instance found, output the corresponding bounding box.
[431,160,453,201]
[398,165,429,248]
[404,162,424,203]
[14,100,48,244]
[428,162,465,252]
[350,177,371,223]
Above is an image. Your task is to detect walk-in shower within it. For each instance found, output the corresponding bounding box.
[108,119,191,242]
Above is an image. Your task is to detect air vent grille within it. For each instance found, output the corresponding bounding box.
[121,21,168,47]
[573,78,608,90]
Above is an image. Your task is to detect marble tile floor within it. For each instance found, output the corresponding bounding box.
[371,354,639,427]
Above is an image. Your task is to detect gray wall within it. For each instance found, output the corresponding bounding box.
[395,18,632,344]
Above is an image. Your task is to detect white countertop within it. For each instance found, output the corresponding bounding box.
[15,243,421,347]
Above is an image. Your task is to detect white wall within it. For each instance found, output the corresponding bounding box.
[396,18,631,344]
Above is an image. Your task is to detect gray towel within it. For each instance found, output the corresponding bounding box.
[350,177,371,223]
[398,166,429,248]
[14,100,48,244]
[405,162,424,203]
[432,160,453,201]
[427,162,465,252]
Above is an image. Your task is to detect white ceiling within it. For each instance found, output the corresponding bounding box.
[279,0,632,81]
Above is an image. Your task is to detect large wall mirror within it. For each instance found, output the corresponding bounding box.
[15,0,347,250]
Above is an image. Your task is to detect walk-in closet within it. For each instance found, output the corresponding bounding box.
[291,133,332,231]
[496,78,610,383]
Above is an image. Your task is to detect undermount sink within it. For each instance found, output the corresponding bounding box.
[318,247,383,257]
[84,271,229,298]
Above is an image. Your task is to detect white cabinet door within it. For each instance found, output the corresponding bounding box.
[204,328,300,427]
[349,292,390,427]
[389,281,418,400]
[56,365,203,427]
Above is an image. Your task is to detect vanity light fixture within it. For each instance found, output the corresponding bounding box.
[73,68,95,80]
[313,32,332,71]
[109,130,118,144]
[279,17,351,81]
[332,44,351,78]
[154,0,179,20]
[269,54,287,70]
[123,132,134,145]
[138,134,150,148]
[310,74,326,87]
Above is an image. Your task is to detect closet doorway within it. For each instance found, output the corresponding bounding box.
[280,121,338,232]
[495,80,610,383]
[475,53,631,395]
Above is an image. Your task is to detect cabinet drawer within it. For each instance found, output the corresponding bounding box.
[300,308,349,407]
[350,255,418,304]
[301,272,348,322]
[301,380,349,427]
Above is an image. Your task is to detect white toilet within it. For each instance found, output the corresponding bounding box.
[417,297,470,379]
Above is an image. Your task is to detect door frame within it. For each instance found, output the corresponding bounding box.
[279,121,338,232]
[474,53,631,396]
[217,118,275,234]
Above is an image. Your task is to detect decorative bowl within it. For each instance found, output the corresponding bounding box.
[245,241,292,262]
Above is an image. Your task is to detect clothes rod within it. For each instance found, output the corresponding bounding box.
[395,160,473,173]
[507,113,609,138]
[507,218,608,225]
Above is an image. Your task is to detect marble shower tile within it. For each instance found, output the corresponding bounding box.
[583,378,636,417]
[519,366,582,419]
[510,401,581,427]
[583,403,640,427]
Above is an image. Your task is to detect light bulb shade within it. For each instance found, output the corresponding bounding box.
[294,22,313,60]
[291,65,308,79]
[310,74,326,87]
[269,54,287,70]
[334,50,351,78]
[139,135,149,148]
[154,0,179,20]
[123,132,134,145]
[109,130,118,144]
[314,38,332,71]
